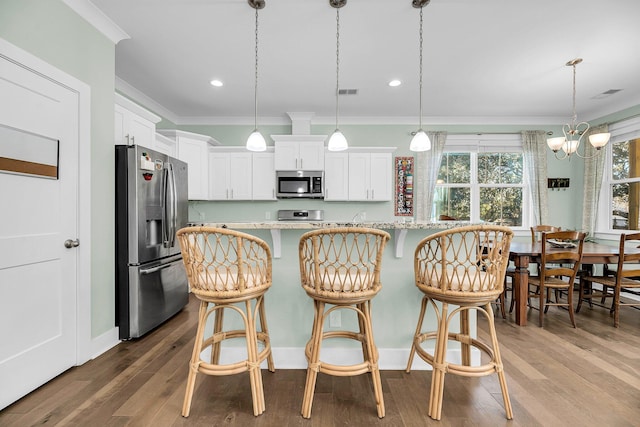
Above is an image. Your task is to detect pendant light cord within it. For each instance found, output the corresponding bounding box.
[335,8,340,130]
[418,5,423,130]
[254,6,259,131]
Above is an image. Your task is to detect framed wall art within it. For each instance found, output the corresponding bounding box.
[395,156,414,217]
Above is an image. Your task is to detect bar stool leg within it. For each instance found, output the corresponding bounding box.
[182,300,208,417]
[361,300,385,418]
[428,302,449,421]
[211,306,224,364]
[484,303,513,419]
[257,295,275,372]
[406,295,429,373]
[301,300,325,418]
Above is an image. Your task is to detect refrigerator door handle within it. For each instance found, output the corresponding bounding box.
[140,263,174,275]
[162,163,178,248]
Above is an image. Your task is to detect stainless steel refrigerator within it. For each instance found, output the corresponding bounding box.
[115,144,189,339]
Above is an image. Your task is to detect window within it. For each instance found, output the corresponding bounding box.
[433,134,527,228]
[598,116,640,232]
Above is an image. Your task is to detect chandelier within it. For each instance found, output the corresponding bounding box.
[546,58,610,160]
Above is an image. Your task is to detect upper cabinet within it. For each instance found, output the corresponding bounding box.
[252,150,276,200]
[208,147,276,201]
[154,132,177,157]
[156,129,220,200]
[272,135,326,171]
[114,93,161,148]
[324,151,349,201]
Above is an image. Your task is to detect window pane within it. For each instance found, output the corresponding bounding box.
[611,182,640,230]
[478,153,523,184]
[433,187,470,220]
[612,138,640,180]
[480,187,523,226]
[437,153,470,184]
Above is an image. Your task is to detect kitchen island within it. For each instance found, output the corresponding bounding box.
[183,220,485,370]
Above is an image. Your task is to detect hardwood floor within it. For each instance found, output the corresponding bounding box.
[2,294,639,426]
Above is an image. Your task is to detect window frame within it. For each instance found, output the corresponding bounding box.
[438,134,531,231]
[595,116,640,238]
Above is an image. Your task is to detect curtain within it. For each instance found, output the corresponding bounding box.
[521,130,549,225]
[582,124,608,235]
[415,131,447,221]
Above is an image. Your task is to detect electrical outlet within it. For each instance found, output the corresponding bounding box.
[329,310,341,328]
[198,211,205,220]
[265,211,271,220]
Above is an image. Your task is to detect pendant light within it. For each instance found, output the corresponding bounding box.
[410,0,431,152]
[246,0,267,152]
[327,0,348,152]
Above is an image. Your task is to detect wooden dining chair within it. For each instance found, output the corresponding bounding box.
[500,225,562,317]
[298,227,390,419]
[406,225,514,420]
[176,226,275,417]
[526,230,585,327]
[577,232,640,327]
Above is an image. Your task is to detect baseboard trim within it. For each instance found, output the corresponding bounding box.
[90,327,120,360]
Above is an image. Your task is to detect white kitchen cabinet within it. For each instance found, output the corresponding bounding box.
[272,135,326,171]
[324,151,349,201]
[156,129,220,200]
[348,151,393,202]
[114,93,160,148]
[208,150,253,200]
[153,132,177,157]
[252,150,276,200]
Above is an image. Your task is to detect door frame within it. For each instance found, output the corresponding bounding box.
[0,38,92,365]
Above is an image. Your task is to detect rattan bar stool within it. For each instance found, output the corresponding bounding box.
[177,226,275,417]
[406,225,514,420]
[298,227,390,419]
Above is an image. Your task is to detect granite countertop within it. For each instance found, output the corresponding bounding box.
[189,220,476,230]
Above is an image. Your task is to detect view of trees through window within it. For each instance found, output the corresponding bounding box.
[434,152,524,226]
[610,138,640,230]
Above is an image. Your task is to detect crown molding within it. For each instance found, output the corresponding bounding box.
[115,77,179,124]
[62,0,129,44]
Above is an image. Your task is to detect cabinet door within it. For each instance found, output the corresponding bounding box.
[178,138,209,200]
[114,104,155,148]
[369,152,392,201]
[128,114,155,148]
[114,105,128,145]
[252,152,276,200]
[298,141,325,170]
[324,152,349,201]
[208,152,230,200]
[348,152,370,201]
[154,133,177,157]
[274,141,298,170]
[228,152,252,200]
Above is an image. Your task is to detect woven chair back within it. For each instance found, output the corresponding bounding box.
[176,226,272,299]
[414,225,513,304]
[299,227,390,300]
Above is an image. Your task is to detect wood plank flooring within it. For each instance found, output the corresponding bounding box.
[2,293,639,426]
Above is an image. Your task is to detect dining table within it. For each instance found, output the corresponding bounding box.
[508,240,626,326]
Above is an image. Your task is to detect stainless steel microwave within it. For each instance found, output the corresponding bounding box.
[276,170,324,198]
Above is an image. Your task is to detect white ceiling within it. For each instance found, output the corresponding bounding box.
[88,0,640,126]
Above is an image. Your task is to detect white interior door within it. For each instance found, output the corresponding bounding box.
[0,53,79,409]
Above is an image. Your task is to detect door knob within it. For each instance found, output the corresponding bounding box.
[64,238,80,248]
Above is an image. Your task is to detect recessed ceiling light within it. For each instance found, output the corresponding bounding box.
[388,79,402,87]
[210,79,223,87]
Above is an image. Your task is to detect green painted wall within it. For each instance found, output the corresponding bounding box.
[0,0,116,338]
